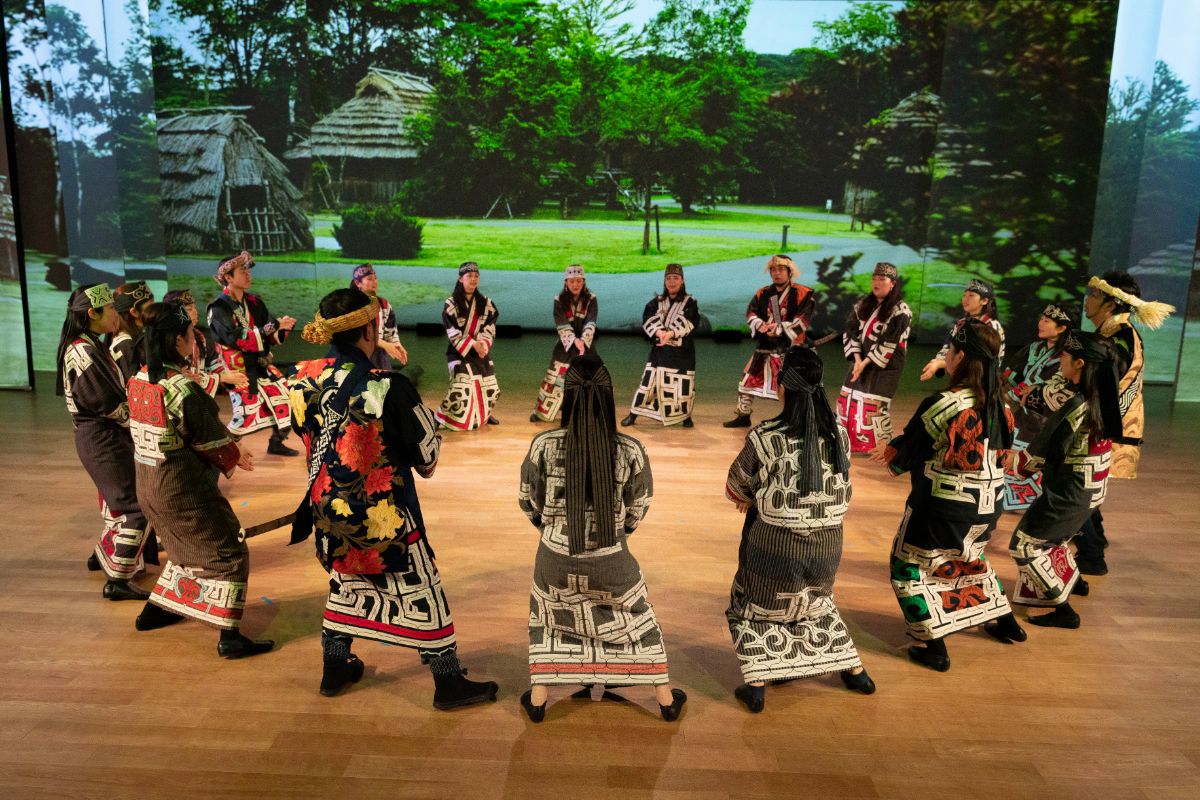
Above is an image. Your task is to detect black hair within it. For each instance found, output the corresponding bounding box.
[764,346,849,493]
[855,275,904,321]
[319,287,375,349]
[140,302,193,383]
[946,319,1013,449]
[55,285,102,396]
[114,282,151,339]
[1098,271,1141,314]
[560,353,619,555]
[558,280,592,315]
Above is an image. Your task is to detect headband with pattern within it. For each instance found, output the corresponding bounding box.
[1087,275,1175,329]
[301,296,380,345]
[351,263,375,283]
[1062,329,1112,363]
[114,282,152,313]
[215,251,254,285]
[564,264,585,279]
[458,261,480,277]
[873,262,899,280]
[1042,301,1079,328]
[664,263,684,277]
[965,278,994,299]
[70,284,115,311]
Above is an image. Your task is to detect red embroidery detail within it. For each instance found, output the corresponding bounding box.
[128,379,168,427]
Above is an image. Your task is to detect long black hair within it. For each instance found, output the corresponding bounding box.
[560,354,618,555]
[763,346,849,493]
[855,276,904,321]
[140,302,193,383]
[557,279,592,316]
[55,285,102,396]
[946,319,1013,450]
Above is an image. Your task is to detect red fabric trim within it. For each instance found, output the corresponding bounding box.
[322,610,454,640]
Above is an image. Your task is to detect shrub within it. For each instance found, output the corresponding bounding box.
[333,204,424,259]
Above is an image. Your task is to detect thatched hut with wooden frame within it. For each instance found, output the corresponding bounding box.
[286,68,433,205]
[157,109,313,254]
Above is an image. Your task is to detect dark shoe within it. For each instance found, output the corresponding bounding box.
[1076,558,1108,576]
[840,668,876,695]
[519,689,546,723]
[267,436,299,457]
[734,683,764,713]
[1028,607,1081,629]
[320,655,365,697]
[659,688,687,722]
[102,579,149,601]
[433,672,499,710]
[983,617,1028,644]
[1072,579,1090,596]
[217,634,275,659]
[907,645,950,672]
[681,417,694,428]
[529,412,539,422]
[86,553,101,572]
[487,416,500,425]
[620,413,637,427]
[722,414,751,428]
[135,602,185,631]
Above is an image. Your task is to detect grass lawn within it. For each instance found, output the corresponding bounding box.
[0,279,32,386]
[304,223,817,273]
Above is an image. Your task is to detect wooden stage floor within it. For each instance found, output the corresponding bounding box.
[2,335,1199,799]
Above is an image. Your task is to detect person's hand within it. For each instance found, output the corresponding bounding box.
[734,499,751,513]
[656,329,673,345]
[221,370,249,390]
[474,340,488,358]
[919,359,944,381]
[760,321,776,336]
[278,315,297,331]
[869,442,891,465]
[574,339,586,355]
[394,341,408,365]
[1003,450,1017,471]
[236,443,254,472]
[851,356,867,382]
[1017,384,1035,407]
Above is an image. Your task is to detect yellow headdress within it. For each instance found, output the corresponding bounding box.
[301,297,380,344]
[1088,275,1175,330]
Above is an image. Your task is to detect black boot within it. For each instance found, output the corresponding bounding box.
[1072,579,1090,596]
[217,630,274,659]
[659,688,687,722]
[319,631,364,696]
[907,638,950,672]
[722,414,751,428]
[519,690,546,723]
[267,431,299,457]
[681,417,694,428]
[86,553,101,572]
[486,415,500,425]
[840,668,876,695]
[1076,557,1107,576]
[620,413,637,427]
[135,602,185,631]
[734,683,765,713]
[320,656,365,697]
[102,579,149,601]
[433,672,500,710]
[983,613,1028,644]
[1029,603,1081,629]
[529,412,540,422]
[427,649,498,710]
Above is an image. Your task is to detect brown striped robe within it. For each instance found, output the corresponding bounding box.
[128,365,247,627]
[724,423,863,682]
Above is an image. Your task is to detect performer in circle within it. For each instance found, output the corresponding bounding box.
[874,319,1024,672]
[290,287,500,707]
[110,281,154,384]
[999,300,1078,511]
[532,264,596,423]
[206,251,299,455]
[435,262,500,430]
[56,284,151,601]
[837,262,911,454]
[1008,330,1121,629]
[163,288,248,398]
[919,278,1005,381]
[1073,272,1174,575]
[126,302,273,658]
[621,263,699,428]
[723,254,816,428]
[349,263,408,370]
[725,346,875,713]
[518,355,686,723]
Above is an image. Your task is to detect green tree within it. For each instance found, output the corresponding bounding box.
[643,0,760,213]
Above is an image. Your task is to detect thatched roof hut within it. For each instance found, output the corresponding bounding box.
[158,110,313,254]
[286,69,433,204]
